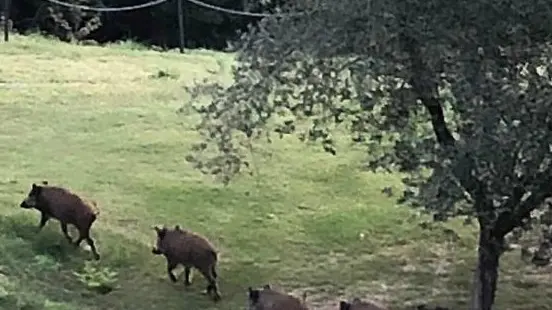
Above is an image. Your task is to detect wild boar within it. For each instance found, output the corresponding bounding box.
[19,181,100,260]
[339,298,388,310]
[151,225,221,301]
[247,284,308,310]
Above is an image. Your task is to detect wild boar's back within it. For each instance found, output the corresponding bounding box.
[257,290,307,310]
[161,231,217,264]
[39,187,95,224]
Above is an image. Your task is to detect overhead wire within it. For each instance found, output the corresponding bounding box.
[41,0,305,16]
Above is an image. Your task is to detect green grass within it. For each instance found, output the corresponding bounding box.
[0,34,551,310]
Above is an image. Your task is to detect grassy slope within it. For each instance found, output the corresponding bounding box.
[0,34,550,310]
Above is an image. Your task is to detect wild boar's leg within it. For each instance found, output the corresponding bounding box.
[74,230,100,260]
[38,212,49,230]
[184,266,192,286]
[166,260,178,282]
[199,267,221,301]
[86,237,100,260]
[60,222,73,242]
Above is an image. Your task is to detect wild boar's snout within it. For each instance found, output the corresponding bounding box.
[20,194,37,209]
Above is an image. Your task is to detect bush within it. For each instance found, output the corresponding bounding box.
[73,261,118,295]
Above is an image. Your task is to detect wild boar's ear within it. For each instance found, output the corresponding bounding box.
[153,226,163,235]
[339,301,351,310]
[352,298,361,304]
[262,284,271,290]
[42,180,48,185]
[31,183,42,195]
[174,225,181,231]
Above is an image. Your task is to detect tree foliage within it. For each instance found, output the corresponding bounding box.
[186,0,552,308]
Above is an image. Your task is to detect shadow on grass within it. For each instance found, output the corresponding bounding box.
[0,212,79,262]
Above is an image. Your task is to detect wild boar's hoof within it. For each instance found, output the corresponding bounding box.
[213,293,222,302]
[93,253,100,260]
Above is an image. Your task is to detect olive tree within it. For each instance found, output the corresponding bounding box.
[184,0,552,309]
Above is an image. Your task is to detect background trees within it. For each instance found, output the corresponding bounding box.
[186,0,552,309]
[7,0,289,48]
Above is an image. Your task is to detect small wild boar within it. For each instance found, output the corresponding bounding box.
[339,298,388,310]
[247,284,308,310]
[19,181,100,260]
[151,225,221,301]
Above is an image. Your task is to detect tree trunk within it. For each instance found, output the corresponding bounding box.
[470,227,503,310]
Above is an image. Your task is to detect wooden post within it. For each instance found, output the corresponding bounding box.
[177,0,185,53]
[2,0,11,42]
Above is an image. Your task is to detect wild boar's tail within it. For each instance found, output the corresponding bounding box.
[90,200,100,216]
[209,249,218,278]
[207,249,219,279]
[210,249,218,261]
[211,265,218,279]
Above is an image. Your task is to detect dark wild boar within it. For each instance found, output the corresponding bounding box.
[339,298,388,310]
[247,284,308,310]
[19,181,100,260]
[151,225,221,301]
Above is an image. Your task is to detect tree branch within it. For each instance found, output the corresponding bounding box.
[401,34,455,147]
[404,37,552,238]
[402,34,486,205]
[493,171,552,238]
[418,93,455,146]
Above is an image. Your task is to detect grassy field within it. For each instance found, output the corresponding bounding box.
[0,34,551,310]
